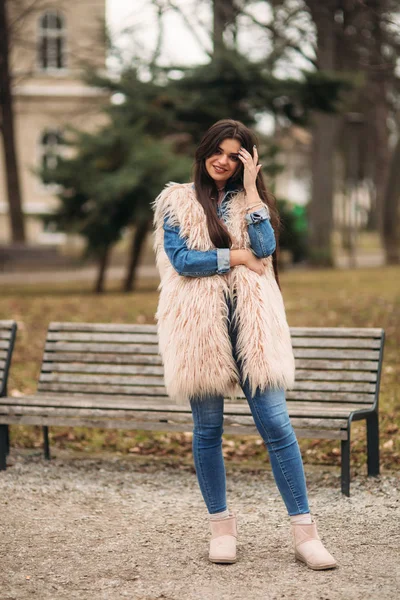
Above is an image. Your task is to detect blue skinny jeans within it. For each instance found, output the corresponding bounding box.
[189,296,310,517]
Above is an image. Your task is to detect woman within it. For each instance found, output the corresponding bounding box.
[152,119,337,570]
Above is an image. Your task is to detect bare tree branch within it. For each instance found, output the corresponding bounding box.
[241,7,317,68]
[164,0,213,58]
[149,0,165,73]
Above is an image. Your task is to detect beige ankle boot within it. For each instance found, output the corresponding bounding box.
[292,519,337,570]
[209,512,237,563]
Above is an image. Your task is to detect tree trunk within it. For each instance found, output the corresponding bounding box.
[212,0,237,60]
[0,0,26,243]
[123,219,151,293]
[94,245,110,294]
[369,1,391,247]
[382,137,400,264]
[309,113,336,265]
[307,2,337,266]
[213,0,225,61]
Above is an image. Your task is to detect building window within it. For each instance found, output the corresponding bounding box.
[38,10,67,71]
[39,129,64,187]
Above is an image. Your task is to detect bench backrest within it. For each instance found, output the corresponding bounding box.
[288,327,384,410]
[39,322,384,408]
[0,320,17,397]
[39,322,166,400]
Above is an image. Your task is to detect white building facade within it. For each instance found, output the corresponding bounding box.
[0,0,107,244]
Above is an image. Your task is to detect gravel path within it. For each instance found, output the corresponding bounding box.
[0,452,399,600]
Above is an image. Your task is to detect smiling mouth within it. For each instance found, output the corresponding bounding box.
[213,165,227,173]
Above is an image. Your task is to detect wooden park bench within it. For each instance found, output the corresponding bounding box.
[0,322,385,496]
[0,320,17,470]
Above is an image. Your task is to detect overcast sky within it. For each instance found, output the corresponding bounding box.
[106,0,212,66]
[105,1,301,70]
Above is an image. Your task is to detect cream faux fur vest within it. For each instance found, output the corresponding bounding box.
[151,182,295,404]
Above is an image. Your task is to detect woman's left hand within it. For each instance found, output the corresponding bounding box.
[238,145,261,195]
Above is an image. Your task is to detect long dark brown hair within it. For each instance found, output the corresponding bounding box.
[193,119,281,286]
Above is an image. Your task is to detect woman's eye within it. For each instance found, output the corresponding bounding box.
[230,155,240,162]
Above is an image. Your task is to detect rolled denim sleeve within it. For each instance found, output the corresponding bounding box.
[245,206,276,258]
[217,248,231,274]
[163,217,230,277]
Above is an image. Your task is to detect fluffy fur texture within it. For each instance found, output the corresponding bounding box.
[151,182,295,404]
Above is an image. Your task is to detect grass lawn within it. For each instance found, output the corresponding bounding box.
[1,265,399,472]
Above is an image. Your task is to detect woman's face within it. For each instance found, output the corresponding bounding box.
[205,138,241,186]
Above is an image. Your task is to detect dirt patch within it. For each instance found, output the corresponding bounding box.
[0,451,399,600]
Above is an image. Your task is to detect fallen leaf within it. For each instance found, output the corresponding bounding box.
[383,439,394,450]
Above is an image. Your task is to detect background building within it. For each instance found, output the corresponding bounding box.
[0,0,107,244]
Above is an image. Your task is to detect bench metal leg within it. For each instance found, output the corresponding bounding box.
[0,424,8,471]
[341,438,350,497]
[5,424,10,455]
[43,426,51,460]
[367,412,380,476]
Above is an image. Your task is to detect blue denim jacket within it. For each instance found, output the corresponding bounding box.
[163,183,276,277]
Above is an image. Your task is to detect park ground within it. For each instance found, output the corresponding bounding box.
[0,452,399,600]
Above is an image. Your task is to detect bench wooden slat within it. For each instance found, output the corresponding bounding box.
[44,344,381,360]
[0,394,368,418]
[41,354,379,372]
[294,359,378,371]
[0,414,193,433]
[42,364,377,382]
[290,327,383,338]
[0,341,12,350]
[0,413,349,439]
[0,320,16,329]
[1,394,176,410]
[46,333,381,348]
[40,364,378,381]
[42,352,163,366]
[293,381,375,392]
[0,351,8,361]
[38,372,376,393]
[0,393,369,414]
[291,337,381,349]
[45,342,159,354]
[34,387,375,405]
[39,373,164,385]
[286,401,367,414]
[37,382,168,395]
[286,391,374,403]
[294,370,377,382]
[49,323,158,333]
[230,392,374,404]
[0,405,195,421]
[293,348,380,360]
[0,404,349,431]
[31,383,375,405]
[48,323,383,338]
[47,332,159,343]
[0,332,14,340]
[41,363,165,376]
[293,428,347,440]
[0,403,348,429]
